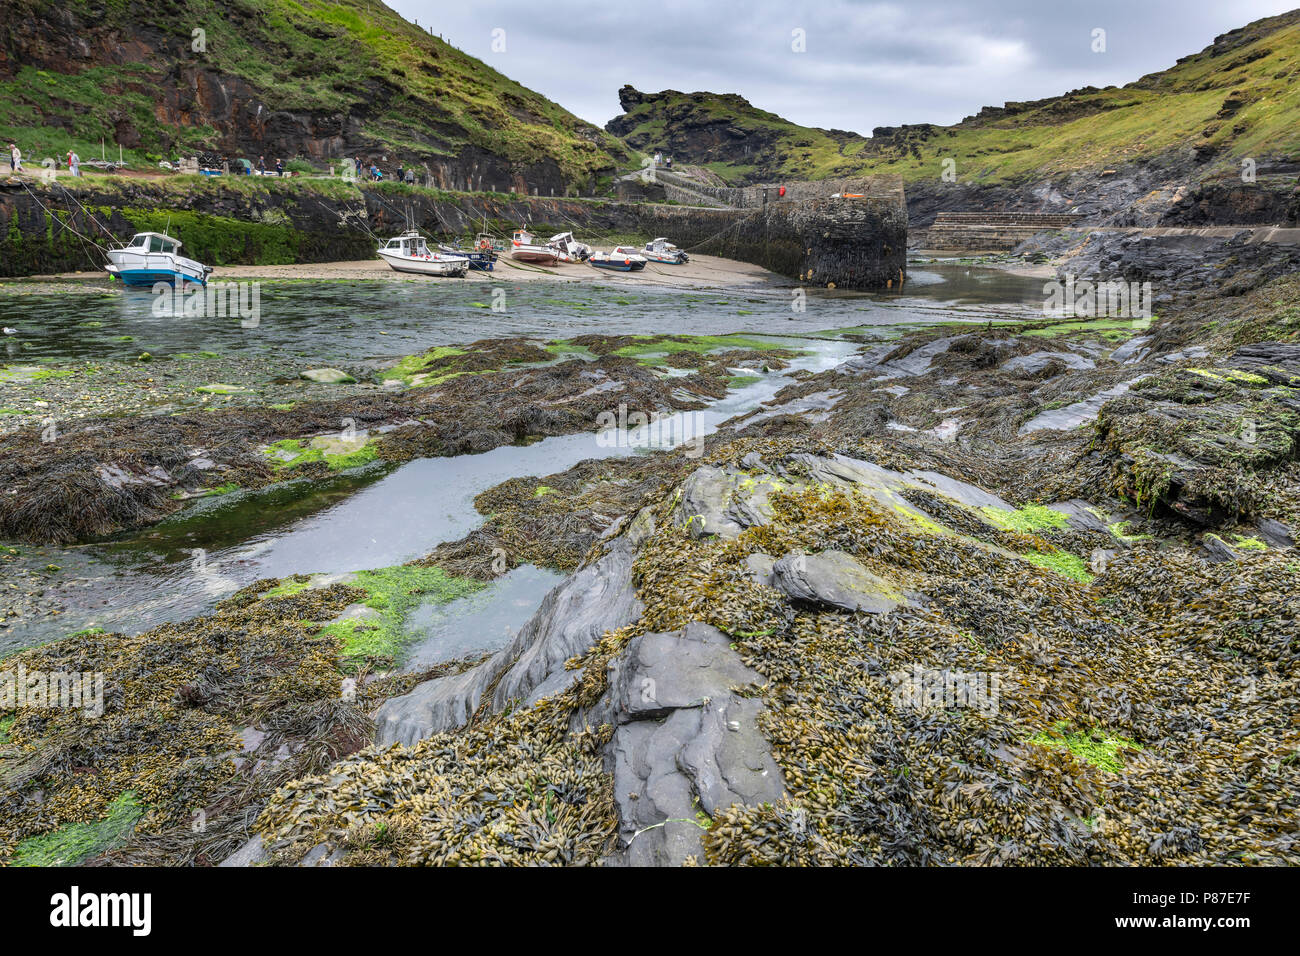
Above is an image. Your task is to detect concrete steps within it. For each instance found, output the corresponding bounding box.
[923,211,1081,251]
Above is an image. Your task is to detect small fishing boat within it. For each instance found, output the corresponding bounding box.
[105,232,213,286]
[510,229,559,266]
[548,231,592,263]
[641,237,689,264]
[438,234,500,271]
[378,231,469,277]
[589,250,647,272]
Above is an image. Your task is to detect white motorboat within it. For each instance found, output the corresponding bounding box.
[547,231,592,263]
[641,237,689,264]
[510,228,559,266]
[590,250,647,272]
[104,232,213,286]
[377,231,469,277]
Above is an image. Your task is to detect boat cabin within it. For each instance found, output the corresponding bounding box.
[123,232,182,255]
[382,232,431,257]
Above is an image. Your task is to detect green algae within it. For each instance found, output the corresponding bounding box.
[1231,534,1267,552]
[610,334,801,366]
[1026,319,1146,341]
[980,504,1069,533]
[267,437,380,473]
[1031,723,1142,773]
[1107,520,1151,543]
[1022,550,1094,583]
[8,792,144,866]
[727,375,762,388]
[320,565,486,662]
[380,346,467,386]
[194,383,249,395]
[0,366,75,384]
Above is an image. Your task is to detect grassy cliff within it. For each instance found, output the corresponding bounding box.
[1,0,634,186]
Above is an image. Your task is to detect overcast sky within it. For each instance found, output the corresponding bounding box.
[386,0,1297,134]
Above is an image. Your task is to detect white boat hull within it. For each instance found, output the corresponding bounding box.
[377,250,469,276]
[105,249,211,286]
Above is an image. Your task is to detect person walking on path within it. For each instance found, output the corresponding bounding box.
[69,150,80,177]
[275,158,284,176]
[257,155,267,175]
[8,143,21,174]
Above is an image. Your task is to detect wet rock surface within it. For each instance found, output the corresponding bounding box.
[374,515,649,746]
[599,622,785,866]
[770,550,904,613]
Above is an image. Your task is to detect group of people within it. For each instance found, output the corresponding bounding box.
[5,143,81,177]
[351,156,417,184]
[257,155,287,176]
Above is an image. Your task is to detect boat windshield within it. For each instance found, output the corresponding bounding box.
[148,236,177,254]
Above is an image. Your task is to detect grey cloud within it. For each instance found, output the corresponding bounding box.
[390,0,1297,133]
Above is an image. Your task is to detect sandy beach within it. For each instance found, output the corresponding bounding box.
[213,252,788,289]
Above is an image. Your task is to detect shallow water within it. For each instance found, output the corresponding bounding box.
[0,261,1046,654]
[2,341,854,649]
[0,263,1045,366]
[402,564,566,671]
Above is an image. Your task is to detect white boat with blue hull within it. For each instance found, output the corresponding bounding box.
[105,232,213,286]
[378,231,470,277]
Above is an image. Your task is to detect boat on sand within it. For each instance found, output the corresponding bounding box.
[510,229,559,266]
[377,231,469,277]
[589,249,647,272]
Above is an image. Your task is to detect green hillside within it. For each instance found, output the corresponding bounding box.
[607,10,1300,186]
[1,0,633,185]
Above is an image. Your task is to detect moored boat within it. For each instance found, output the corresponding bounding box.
[378,231,469,277]
[641,237,689,264]
[548,231,593,263]
[510,229,559,266]
[105,232,212,286]
[589,250,647,272]
[438,234,500,271]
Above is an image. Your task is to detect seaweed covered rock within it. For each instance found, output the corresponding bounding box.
[673,465,786,538]
[771,550,904,613]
